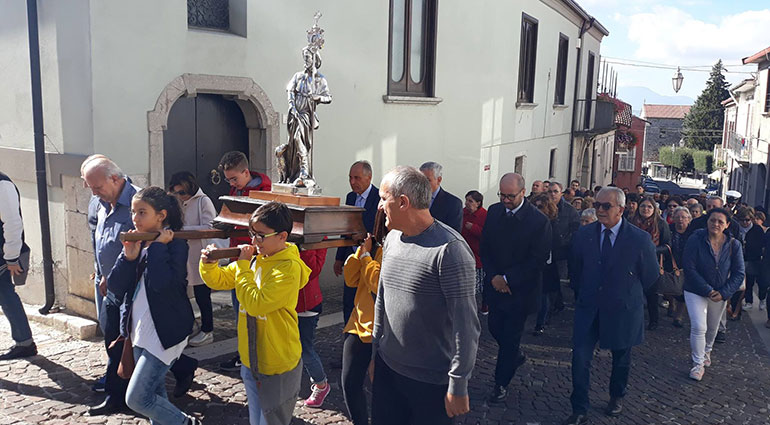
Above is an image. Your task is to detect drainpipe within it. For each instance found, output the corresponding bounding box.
[26,0,56,315]
[568,17,595,182]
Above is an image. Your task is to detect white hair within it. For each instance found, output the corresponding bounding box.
[598,187,625,208]
[419,161,443,179]
[581,208,597,220]
[382,166,431,210]
[673,206,692,220]
[84,157,125,179]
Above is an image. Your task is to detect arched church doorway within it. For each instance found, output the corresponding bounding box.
[163,94,249,210]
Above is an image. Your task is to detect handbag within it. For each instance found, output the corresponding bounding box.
[11,248,30,286]
[656,245,684,296]
[108,251,147,380]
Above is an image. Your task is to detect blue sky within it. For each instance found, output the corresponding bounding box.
[579,0,768,101]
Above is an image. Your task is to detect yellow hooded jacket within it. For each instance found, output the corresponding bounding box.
[199,243,310,375]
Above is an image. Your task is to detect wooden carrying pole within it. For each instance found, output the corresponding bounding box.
[203,238,361,260]
[119,229,249,242]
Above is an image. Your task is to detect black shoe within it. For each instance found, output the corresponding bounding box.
[487,385,507,403]
[219,355,241,372]
[0,343,37,360]
[92,374,106,393]
[533,326,544,336]
[174,371,195,398]
[562,413,589,425]
[515,352,527,368]
[672,319,684,328]
[88,396,127,416]
[715,331,726,344]
[646,322,658,331]
[605,397,623,416]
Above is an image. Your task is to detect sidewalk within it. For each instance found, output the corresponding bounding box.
[1,288,770,424]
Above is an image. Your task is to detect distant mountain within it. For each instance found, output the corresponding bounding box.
[616,86,694,116]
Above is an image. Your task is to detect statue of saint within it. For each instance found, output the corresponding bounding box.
[276,14,331,188]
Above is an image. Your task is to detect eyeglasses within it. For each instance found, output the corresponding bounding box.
[249,230,279,242]
[596,202,616,210]
[498,192,520,201]
[171,190,188,196]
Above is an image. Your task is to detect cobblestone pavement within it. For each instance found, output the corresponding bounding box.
[2,287,770,425]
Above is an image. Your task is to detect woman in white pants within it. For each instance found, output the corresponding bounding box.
[682,207,745,381]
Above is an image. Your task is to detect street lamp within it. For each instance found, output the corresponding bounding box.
[672,67,684,93]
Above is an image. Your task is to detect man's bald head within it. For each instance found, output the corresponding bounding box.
[500,173,525,192]
[499,173,526,210]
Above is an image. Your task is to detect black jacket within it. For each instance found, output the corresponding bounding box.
[430,187,463,232]
[336,185,380,262]
[480,199,552,315]
[553,198,580,261]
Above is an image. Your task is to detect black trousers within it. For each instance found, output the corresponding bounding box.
[343,285,357,326]
[193,284,214,333]
[645,288,659,325]
[570,315,632,415]
[487,306,528,387]
[342,334,372,425]
[371,353,451,425]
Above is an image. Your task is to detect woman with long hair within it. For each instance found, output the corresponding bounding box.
[630,196,671,330]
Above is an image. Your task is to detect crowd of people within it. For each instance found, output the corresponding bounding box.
[0,155,766,425]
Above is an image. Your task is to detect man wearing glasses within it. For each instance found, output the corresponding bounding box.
[480,173,551,404]
[563,187,658,425]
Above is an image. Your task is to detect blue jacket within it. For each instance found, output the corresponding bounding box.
[569,219,659,350]
[108,239,194,349]
[336,185,380,262]
[683,229,745,299]
[430,187,463,232]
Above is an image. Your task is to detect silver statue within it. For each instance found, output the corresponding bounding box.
[276,12,332,188]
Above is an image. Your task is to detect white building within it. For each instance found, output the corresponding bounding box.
[0,0,607,320]
[718,46,770,207]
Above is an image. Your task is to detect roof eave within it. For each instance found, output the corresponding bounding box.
[742,46,770,65]
[561,0,610,36]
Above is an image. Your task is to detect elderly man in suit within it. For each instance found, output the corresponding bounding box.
[563,187,659,425]
[420,161,463,232]
[481,173,551,403]
[335,160,380,324]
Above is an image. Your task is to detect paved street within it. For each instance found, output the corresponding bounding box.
[2,287,770,425]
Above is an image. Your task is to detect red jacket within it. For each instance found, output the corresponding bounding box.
[229,171,272,247]
[461,207,487,268]
[296,248,326,312]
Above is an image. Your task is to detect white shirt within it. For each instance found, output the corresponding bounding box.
[599,219,623,250]
[506,200,525,216]
[131,275,188,365]
[0,180,24,261]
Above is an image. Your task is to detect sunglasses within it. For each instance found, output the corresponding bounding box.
[248,230,279,242]
[595,202,616,210]
[171,190,188,196]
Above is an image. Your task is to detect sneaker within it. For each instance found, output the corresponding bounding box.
[188,331,213,347]
[532,326,544,336]
[304,383,331,408]
[760,300,766,311]
[704,352,711,367]
[480,304,489,316]
[91,375,106,393]
[744,303,753,311]
[660,300,670,309]
[0,343,37,361]
[219,356,241,372]
[689,364,705,381]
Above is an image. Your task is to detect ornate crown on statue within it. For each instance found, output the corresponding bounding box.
[306,11,325,54]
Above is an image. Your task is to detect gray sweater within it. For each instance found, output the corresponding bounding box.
[372,220,481,396]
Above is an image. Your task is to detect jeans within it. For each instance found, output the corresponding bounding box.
[0,271,33,344]
[298,314,326,384]
[193,285,213,333]
[240,365,268,425]
[371,353,450,425]
[570,315,631,415]
[100,298,128,400]
[487,306,528,387]
[684,290,727,366]
[126,347,188,425]
[94,278,104,321]
[342,334,372,425]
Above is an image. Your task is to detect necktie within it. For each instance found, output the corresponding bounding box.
[601,228,613,268]
[507,209,514,217]
[356,195,365,208]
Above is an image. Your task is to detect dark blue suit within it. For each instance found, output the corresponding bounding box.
[568,219,658,415]
[430,187,463,232]
[336,185,380,324]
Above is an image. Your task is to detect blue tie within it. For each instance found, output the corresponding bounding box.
[601,228,613,268]
[356,195,365,208]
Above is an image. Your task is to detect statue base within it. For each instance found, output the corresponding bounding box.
[273,183,323,196]
[249,189,340,207]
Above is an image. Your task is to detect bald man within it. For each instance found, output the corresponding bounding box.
[481,173,551,403]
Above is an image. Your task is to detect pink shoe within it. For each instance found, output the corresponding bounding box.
[689,364,705,381]
[704,352,711,367]
[304,383,330,408]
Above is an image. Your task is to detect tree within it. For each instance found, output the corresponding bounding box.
[682,60,730,151]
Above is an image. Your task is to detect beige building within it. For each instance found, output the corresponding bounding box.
[0,0,607,320]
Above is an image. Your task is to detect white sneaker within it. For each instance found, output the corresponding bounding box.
[760,300,766,311]
[744,303,753,310]
[689,364,705,381]
[188,331,213,347]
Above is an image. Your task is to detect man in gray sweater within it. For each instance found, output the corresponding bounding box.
[371,166,481,425]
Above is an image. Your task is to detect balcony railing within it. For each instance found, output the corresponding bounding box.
[726,132,750,163]
[574,99,615,134]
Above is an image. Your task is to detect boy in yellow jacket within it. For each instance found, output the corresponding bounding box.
[200,201,310,425]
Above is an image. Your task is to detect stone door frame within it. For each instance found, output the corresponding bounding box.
[147,74,280,187]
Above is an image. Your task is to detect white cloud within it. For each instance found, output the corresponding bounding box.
[626,7,770,65]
